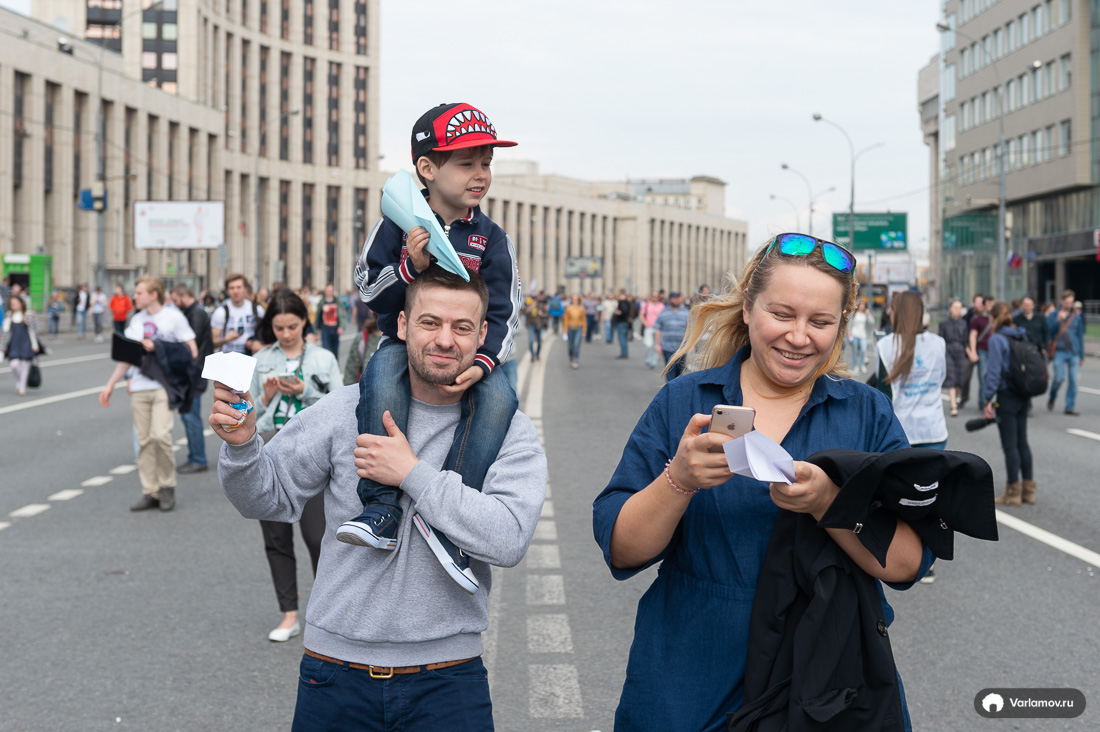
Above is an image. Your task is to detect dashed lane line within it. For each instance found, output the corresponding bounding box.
[81,476,113,487]
[48,489,84,501]
[540,500,555,518]
[1066,428,1100,442]
[0,382,125,415]
[0,352,110,374]
[996,510,1100,567]
[108,465,137,475]
[0,522,10,531]
[1079,386,1100,396]
[529,664,584,719]
[532,519,558,542]
[526,574,566,605]
[525,544,562,570]
[527,614,575,653]
[10,504,50,518]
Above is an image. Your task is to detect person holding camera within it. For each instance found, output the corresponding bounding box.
[983,302,1037,507]
[249,288,342,642]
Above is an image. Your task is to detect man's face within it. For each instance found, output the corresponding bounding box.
[226,279,247,305]
[670,295,684,308]
[397,286,487,389]
[133,284,155,311]
[1062,295,1074,310]
[973,296,984,311]
[170,292,183,309]
[325,284,334,299]
[1021,297,1035,316]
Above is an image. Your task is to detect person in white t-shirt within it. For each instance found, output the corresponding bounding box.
[876,291,948,450]
[100,278,197,512]
[210,273,265,354]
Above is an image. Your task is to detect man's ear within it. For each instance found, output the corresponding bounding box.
[415,156,436,183]
[478,320,488,349]
[397,310,408,341]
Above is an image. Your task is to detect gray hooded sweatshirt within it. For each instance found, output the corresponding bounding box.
[218,384,547,667]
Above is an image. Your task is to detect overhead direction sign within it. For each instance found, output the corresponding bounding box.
[832,212,907,251]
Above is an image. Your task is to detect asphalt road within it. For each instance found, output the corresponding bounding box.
[1,328,1097,731]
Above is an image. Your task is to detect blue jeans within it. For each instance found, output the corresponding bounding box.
[355,340,518,508]
[321,328,340,361]
[616,321,630,357]
[976,349,988,391]
[995,389,1032,483]
[499,359,517,394]
[1050,350,1080,411]
[76,310,87,336]
[662,349,685,382]
[850,336,866,370]
[604,320,613,343]
[527,323,542,359]
[585,314,597,342]
[292,654,494,732]
[48,315,60,336]
[179,393,207,467]
[567,327,583,361]
[914,439,947,450]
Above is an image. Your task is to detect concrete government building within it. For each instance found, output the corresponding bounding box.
[0,0,746,302]
[919,0,1098,306]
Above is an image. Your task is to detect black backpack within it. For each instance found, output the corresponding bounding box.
[1005,334,1048,397]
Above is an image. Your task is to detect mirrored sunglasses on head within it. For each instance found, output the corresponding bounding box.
[765,233,856,274]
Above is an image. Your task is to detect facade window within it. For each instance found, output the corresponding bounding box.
[1044,125,1055,161]
[354,66,367,169]
[281,0,289,40]
[983,148,992,179]
[328,62,340,167]
[960,48,968,77]
[260,47,269,157]
[279,180,289,272]
[87,0,123,51]
[1006,79,1016,111]
[960,101,969,131]
[993,28,1002,59]
[1032,66,1042,100]
[1019,134,1029,166]
[973,95,981,125]
[224,32,232,146]
[304,0,313,45]
[942,63,956,101]
[125,109,135,206]
[329,0,339,50]
[1059,54,1071,90]
[242,0,248,26]
[260,0,268,34]
[326,186,339,285]
[355,0,367,54]
[168,122,177,200]
[280,52,290,160]
[73,94,84,197]
[142,22,157,39]
[944,114,956,152]
[1060,0,1071,24]
[1007,20,1016,52]
[982,92,990,123]
[13,73,26,188]
[147,115,157,200]
[1008,137,1017,169]
[1059,119,1071,156]
[302,183,314,285]
[241,41,250,153]
[1019,73,1029,106]
[981,35,991,65]
[142,4,178,93]
[1019,13,1029,45]
[1031,130,1042,164]
[1032,6,1043,39]
[1044,61,1055,97]
[970,42,979,69]
[354,188,368,257]
[1044,0,1054,31]
[303,57,315,164]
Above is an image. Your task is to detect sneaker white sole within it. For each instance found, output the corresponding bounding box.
[335,521,398,550]
[412,513,479,594]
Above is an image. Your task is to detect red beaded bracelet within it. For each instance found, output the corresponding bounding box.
[664,459,699,497]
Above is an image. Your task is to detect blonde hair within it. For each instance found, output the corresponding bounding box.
[665,238,857,380]
[883,290,924,386]
[134,277,166,305]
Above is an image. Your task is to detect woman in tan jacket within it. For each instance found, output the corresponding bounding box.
[563,294,588,369]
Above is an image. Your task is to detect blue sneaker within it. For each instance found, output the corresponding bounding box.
[336,505,401,550]
[412,513,479,594]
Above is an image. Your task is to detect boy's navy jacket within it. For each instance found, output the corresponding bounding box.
[809,448,999,564]
[729,448,996,731]
[141,340,196,412]
[353,200,522,375]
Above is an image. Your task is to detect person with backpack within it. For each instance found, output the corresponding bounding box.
[983,302,1039,506]
[548,291,565,335]
[210,273,265,355]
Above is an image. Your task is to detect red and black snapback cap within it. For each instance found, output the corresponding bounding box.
[411,103,517,162]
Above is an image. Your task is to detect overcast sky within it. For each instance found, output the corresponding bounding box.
[4,0,943,259]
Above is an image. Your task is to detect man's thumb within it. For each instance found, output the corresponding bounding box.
[382,410,402,437]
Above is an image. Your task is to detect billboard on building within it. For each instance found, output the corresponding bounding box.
[563,256,603,279]
[133,201,224,250]
[832,212,907,250]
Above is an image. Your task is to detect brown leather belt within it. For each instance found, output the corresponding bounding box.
[304,648,479,680]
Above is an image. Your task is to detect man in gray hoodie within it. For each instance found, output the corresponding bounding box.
[211,267,547,731]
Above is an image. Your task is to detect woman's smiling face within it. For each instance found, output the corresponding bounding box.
[743,263,846,388]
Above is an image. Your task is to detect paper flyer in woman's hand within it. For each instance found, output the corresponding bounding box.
[201,351,257,393]
[722,431,797,484]
[380,170,470,281]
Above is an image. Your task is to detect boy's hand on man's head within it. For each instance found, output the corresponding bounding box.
[438,364,484,396]
[407,226,431,273]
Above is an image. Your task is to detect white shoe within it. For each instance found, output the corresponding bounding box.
[268,622,301,642]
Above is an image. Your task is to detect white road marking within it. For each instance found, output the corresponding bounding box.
[525,338,553,420]
[109,465,137,475]
[171,445,182,452]
[540,500,555,518]
[48,489,85,501]
[1079,386,1100,396]
[527,614,574,653]
[533,519,558,542]
[81,476,113,487]
[0,382,125,415]
[485,565,502,694]
[1066,428,1100,442]
[203,428,214,437]
[996,511,1100,567]
[529,664,584,718]
[526,575,566,605]
[524,545,562,569]
[175,437,188,445]
[10,504,50,518]
[0,352,110,374]
[544,484,552,499]
[0,522,11,531]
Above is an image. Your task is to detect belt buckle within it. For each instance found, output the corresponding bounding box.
[368,665,395,680]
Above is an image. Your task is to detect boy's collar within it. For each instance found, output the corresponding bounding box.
[420,188,479,225]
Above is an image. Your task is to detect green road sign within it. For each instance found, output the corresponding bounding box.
[832,212,908,250]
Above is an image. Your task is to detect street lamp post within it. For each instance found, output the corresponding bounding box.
[254,107,299,289]
[769,194,801,231]
[780,163,816,235]
[936,22,1008,303]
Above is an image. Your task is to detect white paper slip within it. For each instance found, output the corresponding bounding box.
[201,351,258,392]
[722,431,797,485]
